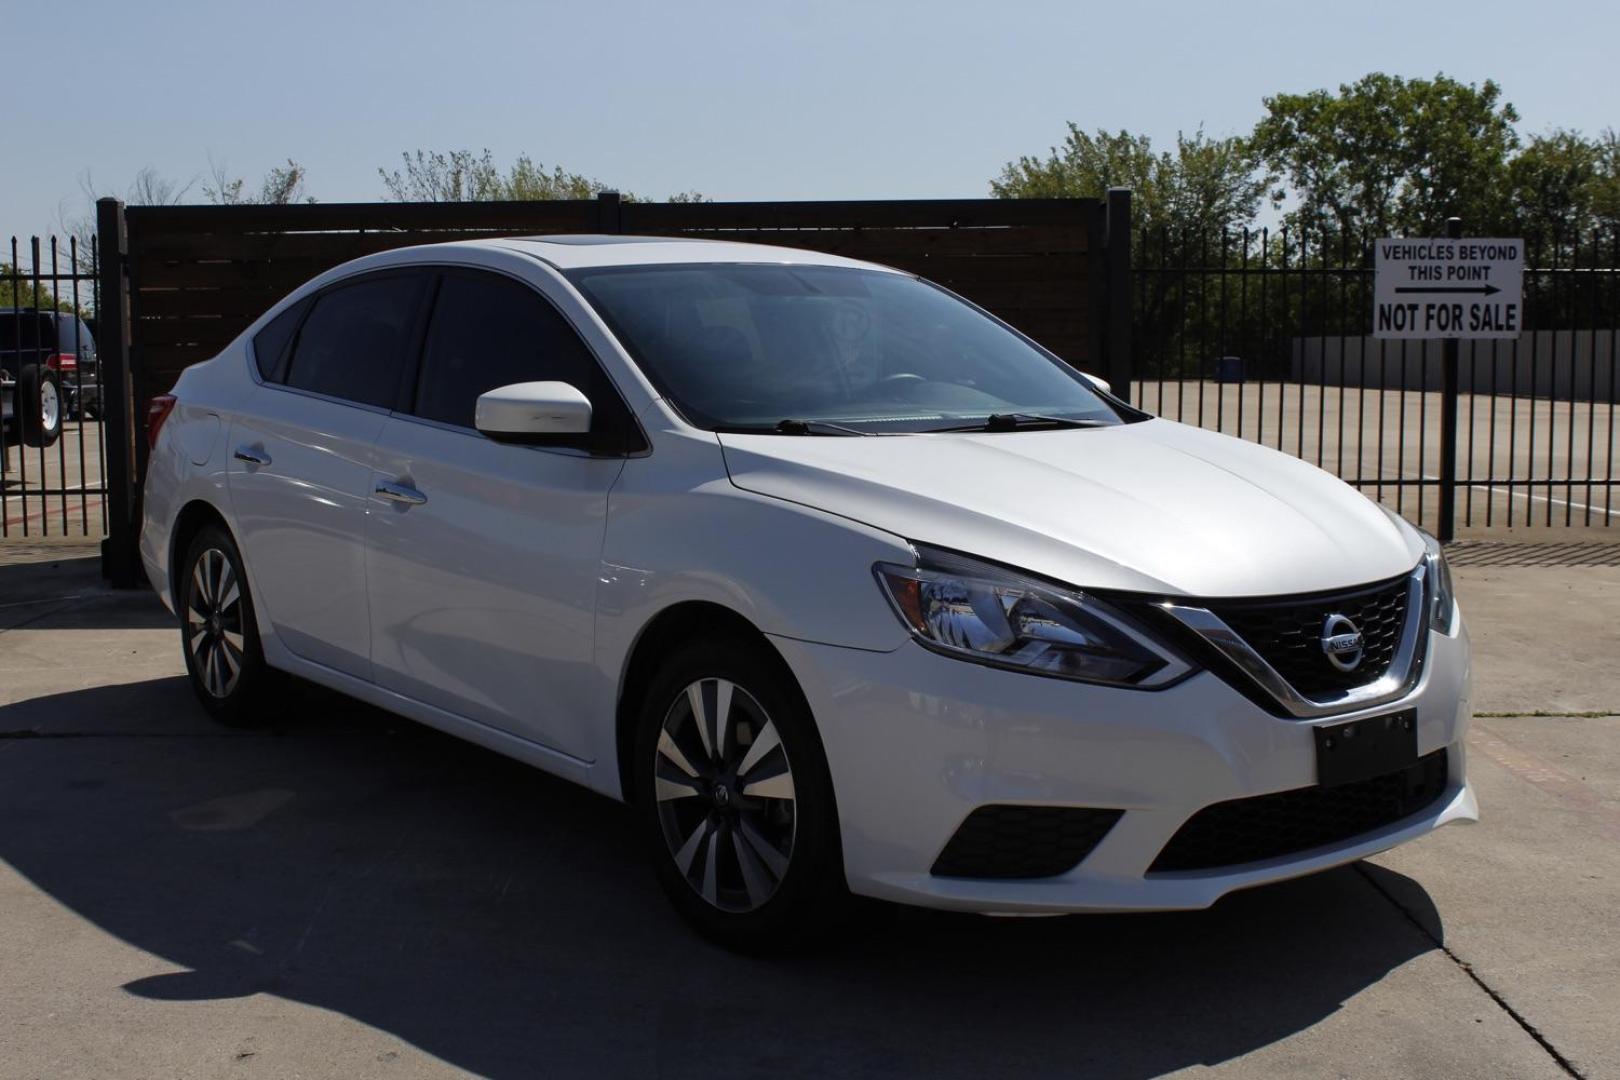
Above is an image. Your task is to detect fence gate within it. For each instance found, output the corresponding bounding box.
[88,190,1130,584]
[2,236,108,545]
[1131,224,1618,540]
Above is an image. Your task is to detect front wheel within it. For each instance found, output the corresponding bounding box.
[634,636,848,950]
[179,524,275,726]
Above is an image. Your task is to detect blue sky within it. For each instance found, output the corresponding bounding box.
[6,0,1615,243]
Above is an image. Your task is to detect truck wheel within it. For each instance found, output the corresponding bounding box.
[19,365,63,448]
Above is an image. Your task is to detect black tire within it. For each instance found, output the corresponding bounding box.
[178,524,275,727]
[633,634,849,951]
[18,364,62,449]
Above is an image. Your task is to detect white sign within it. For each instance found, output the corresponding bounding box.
[1373,238,1524,339]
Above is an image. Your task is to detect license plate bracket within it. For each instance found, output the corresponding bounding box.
[1314,710,1418,787]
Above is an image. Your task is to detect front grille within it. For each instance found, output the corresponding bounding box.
[1209,575,1411,698]
[931,805,1123,879]
[1149,749,1450,873]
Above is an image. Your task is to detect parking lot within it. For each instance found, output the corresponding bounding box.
[0,540,1616,1078]
[1,420,107,539]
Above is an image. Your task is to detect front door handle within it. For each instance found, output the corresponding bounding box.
[375,480,427,506]
[233,445,271,467]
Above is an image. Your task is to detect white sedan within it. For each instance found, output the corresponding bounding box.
[140,236,1475,948]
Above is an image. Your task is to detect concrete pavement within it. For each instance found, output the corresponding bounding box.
[0,542,1616,1079]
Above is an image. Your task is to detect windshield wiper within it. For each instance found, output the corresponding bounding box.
[771,418,873,436]
[927,413,1111,433]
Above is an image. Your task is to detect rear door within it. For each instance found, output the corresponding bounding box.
[365,268,633,760]
[228,270,429,679]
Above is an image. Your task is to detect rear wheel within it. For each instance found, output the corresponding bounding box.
[634,635,848,951]
[179,524,274,726]
[18,364,62,448]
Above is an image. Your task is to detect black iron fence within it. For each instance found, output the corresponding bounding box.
[1131,225,1619,538]
[2,236,107,539]
[7,198,1616,564]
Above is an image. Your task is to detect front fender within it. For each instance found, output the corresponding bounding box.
[593,426,912,718]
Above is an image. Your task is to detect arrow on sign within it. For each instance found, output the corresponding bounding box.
[1394,284,1501,296]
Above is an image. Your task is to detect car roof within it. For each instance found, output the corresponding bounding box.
[478,234,899,273]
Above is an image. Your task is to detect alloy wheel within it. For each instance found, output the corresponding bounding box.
[186,548,246,698]
[654,678,798,913]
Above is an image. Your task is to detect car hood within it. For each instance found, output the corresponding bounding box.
[718,418,1423,599]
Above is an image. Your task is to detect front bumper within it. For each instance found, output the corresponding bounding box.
[772,613,1473,914]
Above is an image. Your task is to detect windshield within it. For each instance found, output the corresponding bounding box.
[568,264,1127,433]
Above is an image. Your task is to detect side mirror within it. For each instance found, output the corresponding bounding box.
[1085,373,1113,395]
[474,381,592,442]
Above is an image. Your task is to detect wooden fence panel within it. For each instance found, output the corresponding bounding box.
[125,194,1113,404]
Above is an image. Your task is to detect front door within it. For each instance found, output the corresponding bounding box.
[365,269,631,760]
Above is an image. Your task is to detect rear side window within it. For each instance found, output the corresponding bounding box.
[0,313,52,352]
[284,275,424,408]
[252,298,310,382]
[413,272,600,429]
[57,316,94,355]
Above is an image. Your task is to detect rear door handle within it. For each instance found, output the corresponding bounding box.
[375,480,427,506]
[233,446,271,467]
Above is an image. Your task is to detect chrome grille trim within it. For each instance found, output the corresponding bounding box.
[1160,563,1429,719]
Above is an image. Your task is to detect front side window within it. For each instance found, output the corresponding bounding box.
[284,275,424,408]
[412,272,599,429]
[568,264,1125,433]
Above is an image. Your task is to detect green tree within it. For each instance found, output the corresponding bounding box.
[993,127,1273,381]
[1508,130,1603,252]
[205,158,314,205]
[1252,73,1520,239]
[379,150,608,202]
[1,263,77,313]
[378,149,707,203]
[1589,128,1620,233]
[991,125,1270,244]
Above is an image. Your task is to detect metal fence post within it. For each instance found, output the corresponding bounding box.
[95,198,138,586]
[1104,188,1134,400]
[1438,216,1463,543]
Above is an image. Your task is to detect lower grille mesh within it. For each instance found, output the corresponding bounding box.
[931,805,1123,879]
[1149,749,1450,873]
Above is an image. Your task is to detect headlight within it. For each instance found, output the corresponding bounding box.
[874,546,1193,688]
[1419,530,1457,634]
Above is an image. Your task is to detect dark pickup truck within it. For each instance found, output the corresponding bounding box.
[2,309,97,449]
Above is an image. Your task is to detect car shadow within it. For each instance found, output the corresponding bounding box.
[0,552,174,632]
[0,675,1446,1079]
